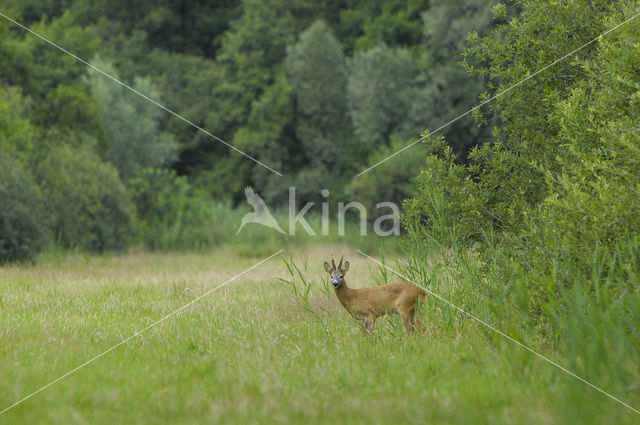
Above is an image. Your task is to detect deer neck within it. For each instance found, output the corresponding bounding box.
[333,280,356,312]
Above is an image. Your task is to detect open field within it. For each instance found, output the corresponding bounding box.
[2,1,639,423]
[1,245,638,424]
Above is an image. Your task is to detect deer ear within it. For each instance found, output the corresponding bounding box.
[342,261,349,273]
[323,262,333,274]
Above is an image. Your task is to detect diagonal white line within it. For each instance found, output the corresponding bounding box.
[0,249,283,415]
[0,11,283,177]
[356,10,640,176]
[357,249,640,415]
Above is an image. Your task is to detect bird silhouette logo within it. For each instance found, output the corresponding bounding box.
[236,187,285,235]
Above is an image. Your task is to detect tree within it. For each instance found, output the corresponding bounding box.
[18,11,101,99]
[286,20,354,177]
[232,73,297,204]
[88,59,177,180]
[36,83,101,135]
[177,0,299,201]
[0,86,39,162]
[418,0,497,159]
[72,0,240,56]
[35,144,133,252]
[523,4,640,272]
[0,4,35,91]
[348,45,420,149]
[406,0,637,254]
[346,135,423,216]
[0,154,49,264]
[346,0,431,51]
[345,46,424,214]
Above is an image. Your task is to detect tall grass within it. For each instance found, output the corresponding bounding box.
[398,189,640,413]
[3,244,640,423]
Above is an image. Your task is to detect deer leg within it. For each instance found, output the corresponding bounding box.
[357,317,368,336]
[415,314,425,334]
[415,294,427,334]
[407,304,424,334]
[363,316,376,334]
[399,306,416,335]
[359,318,369,336]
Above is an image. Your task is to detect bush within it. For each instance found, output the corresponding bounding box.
[128,168,237,251]
[522,12,640,281]
[346,135,423,216]
[88,59,177,181]
[36,144,133,252]
[0,86,39,160]
[406,0,639,262]
[0,154,49,263]
[403,0,640,385]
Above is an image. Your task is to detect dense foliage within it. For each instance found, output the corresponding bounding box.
[0,154,48,263]
[0,0,497,259]
[405,0,639,282]
[403,0,640,396]
[36,144,133,252]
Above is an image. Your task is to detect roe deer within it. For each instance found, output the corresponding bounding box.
[323,255,426,335]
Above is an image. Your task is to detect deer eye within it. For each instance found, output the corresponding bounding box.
[339,275,343,279]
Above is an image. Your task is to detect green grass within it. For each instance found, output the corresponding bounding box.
[1,244,638,424]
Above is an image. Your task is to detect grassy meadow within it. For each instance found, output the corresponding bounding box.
[1,244,638,425]
[2,1,639,424]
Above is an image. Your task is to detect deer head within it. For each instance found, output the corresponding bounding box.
[323,254,350,288]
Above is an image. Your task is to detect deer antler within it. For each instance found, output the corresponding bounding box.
[338,254,343,271]
[331,253,336,271]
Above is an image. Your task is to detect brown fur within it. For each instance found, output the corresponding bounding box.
[324,256,426,335]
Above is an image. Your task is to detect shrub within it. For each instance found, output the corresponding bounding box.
[36,144,133,252]
[88,59,177,181]
[521,12,640,282]
[128,168,237,251]
[346,135,423,217]
[403,1,640,383]
[0,86,39,160]
[0,154,49,263]
[406,0,639,261]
